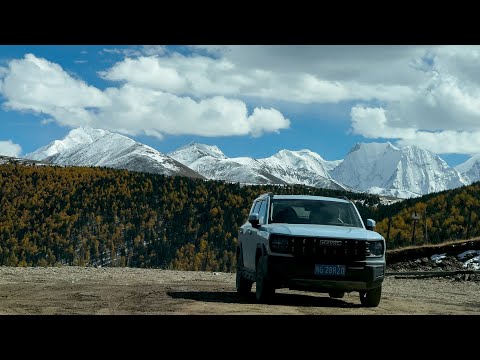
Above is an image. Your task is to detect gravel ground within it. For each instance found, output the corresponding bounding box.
[0,267,479,315]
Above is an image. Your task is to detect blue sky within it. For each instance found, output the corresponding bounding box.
[0,45,478,167]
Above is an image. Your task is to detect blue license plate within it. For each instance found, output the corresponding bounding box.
[314,264,346,276]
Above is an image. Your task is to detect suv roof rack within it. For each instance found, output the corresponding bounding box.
[256,192,274,200]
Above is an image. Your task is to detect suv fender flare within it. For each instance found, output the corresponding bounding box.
[256,243,267,258]
[255,244,268,269]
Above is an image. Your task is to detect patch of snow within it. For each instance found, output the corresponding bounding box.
[431,253,447,264]
[455,154,480,184]
[457,250,480,260]
[463,256,480,270]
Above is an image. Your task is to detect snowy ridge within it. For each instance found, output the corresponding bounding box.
[455,154,480,184]
[259,149,346,190]
[169,144,345,190]
[168,142,227,166]
[0,155,50,166]
[25,128,204,179]
[23,128,474,198]
[26,127,109,160]
[331,142,466,198]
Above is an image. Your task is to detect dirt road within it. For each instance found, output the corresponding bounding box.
[0,267,478,314]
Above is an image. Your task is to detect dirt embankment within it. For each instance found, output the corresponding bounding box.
[386,238,480,281]
[0,267,479,315]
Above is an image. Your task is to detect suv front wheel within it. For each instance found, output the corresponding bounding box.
[359,286,382,307]
[255,255,275,303]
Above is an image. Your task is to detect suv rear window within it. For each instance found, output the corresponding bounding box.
[269,199,363,227]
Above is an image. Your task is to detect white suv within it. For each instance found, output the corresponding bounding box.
[236,193,386,306]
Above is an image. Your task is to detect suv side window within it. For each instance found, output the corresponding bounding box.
[251,201,261,215]
[258,200,268,225]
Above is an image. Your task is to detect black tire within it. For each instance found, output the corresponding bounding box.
[329,291,345,299]
[255,255,275,303]
[359,286,382,307]
[236,250,252,295]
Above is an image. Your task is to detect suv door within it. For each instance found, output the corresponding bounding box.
[243,200,261,270]
[252,199,268,271]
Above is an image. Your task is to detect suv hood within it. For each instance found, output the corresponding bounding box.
[261,224,383,241]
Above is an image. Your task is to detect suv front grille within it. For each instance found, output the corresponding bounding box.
[270,235,366,262]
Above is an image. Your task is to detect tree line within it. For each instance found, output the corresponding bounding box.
[0,164,378,270]
[2,163,477,270]
[372,184,480,249]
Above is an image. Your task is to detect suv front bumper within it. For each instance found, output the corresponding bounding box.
[265,254,385,292]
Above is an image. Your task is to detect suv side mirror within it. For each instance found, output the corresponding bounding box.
[249,213,260,228]
[366,219,376,231]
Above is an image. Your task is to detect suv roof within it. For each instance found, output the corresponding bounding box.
[254,194,350,203]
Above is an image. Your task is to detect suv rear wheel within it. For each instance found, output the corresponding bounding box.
[359,286,382,307]
[256,255,275,303]
[236,250,253,295]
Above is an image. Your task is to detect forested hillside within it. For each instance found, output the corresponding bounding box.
[3,163,478,270]
[0,164,378,270]
[373,183,480,248]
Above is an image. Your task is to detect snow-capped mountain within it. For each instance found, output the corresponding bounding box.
[455,154,480,184]
[259,149,346,190]
[0,155,50,166]
[26,128,110,161]
[169,143,345,190]
[169,142,227,164]
[330,142,466,198]
[21,128,472,198]
[25,128,204,179]
[169,143,287,185]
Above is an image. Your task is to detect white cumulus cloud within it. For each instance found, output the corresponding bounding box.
[1,54,109,127]
[346,46,480,155]
[100,52,414,103]
[6,46,480,155]
[102,45,166,58]
[0,54,290,139]
[0,140,21,157]
[95,85,290,137]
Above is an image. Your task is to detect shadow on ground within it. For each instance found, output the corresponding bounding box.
[167,291,362,308]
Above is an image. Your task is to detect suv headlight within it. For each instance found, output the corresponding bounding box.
[366,241,384,257]
[270,235,289,254]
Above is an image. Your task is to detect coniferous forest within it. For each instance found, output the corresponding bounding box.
[1,163,480,270]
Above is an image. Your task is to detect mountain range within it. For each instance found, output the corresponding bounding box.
[25,128,204,179]
[21,127,480,198]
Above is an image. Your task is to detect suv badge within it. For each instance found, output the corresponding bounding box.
[318,240,342,247]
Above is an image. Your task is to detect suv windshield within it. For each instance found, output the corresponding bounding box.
[269,199,363,228]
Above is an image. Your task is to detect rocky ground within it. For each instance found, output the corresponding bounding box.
[387,249,480,281]
[0,266,479,315]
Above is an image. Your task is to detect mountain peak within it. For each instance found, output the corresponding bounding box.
[169,142,227,166]
[386,141,399,150]
[333,141,465,197]
[25,126,112,160]
[25,127,204,180]
[67,127,111,140]
[348,141,399,156]
[176,142,224,154]
[455,154,480,184]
